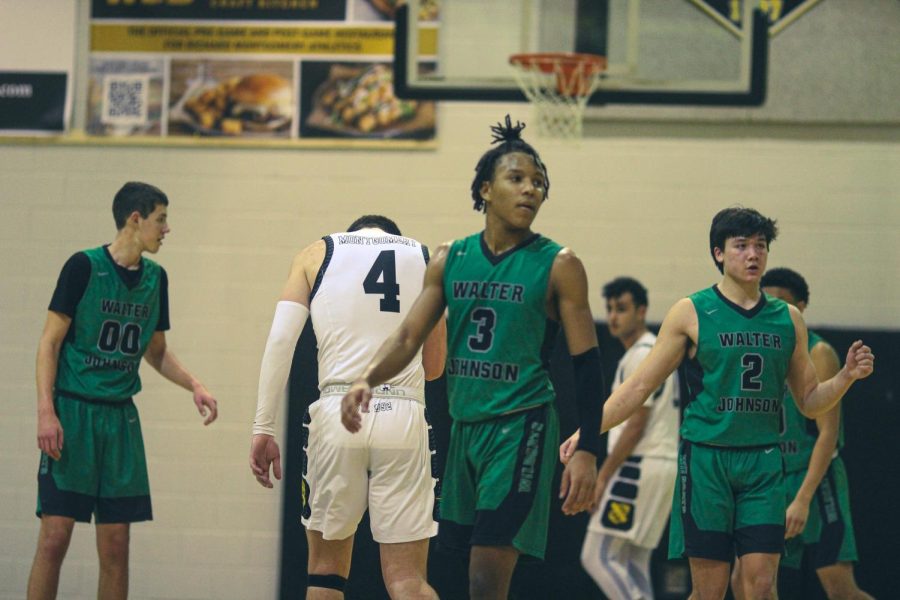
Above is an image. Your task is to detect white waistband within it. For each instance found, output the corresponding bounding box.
[319,383,424,403]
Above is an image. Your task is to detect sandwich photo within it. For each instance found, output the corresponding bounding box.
[169,62,294,137]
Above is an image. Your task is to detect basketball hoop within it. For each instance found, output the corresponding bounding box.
[509,53,606,139]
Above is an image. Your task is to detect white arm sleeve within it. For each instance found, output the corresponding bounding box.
[252,301,310,436]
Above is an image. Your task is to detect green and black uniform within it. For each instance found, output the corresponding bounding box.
[781,330,857,570]
[669,286,796,560]
[439,232,561,559]
[37,245,168,523]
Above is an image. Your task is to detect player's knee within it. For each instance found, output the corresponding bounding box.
[743,570,777,599]
[36,527,73,564]
[469,565,505,598]
[383,575,435,600]
[307,573,347,594]
[97,531,130,568]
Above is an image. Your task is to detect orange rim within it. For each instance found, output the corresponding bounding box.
[509,52,607,75]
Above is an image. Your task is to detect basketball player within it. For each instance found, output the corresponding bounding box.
[340,117,603,600]
[249,215,447,599]
[561,276,679,599]
[28,182,218,600]
[730,267,873,600]
[594,207,874,600]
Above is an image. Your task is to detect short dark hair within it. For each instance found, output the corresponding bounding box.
[602,277,648,308]
[347,214,401,236]
[760,267,809,304]
[470,115,550,212]
[709,206,778,273]
[112,182,168,229]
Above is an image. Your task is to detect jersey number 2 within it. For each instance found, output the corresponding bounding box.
[363,250,400,312]
[740,353,764,391]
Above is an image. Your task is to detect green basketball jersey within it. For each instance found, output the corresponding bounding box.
[681,286,796,446]
[56,246,161,402]
[780,329,845,472]
[443,232,561,422]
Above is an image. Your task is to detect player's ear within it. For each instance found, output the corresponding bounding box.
[479,180,491,203]
[713,246,725,264]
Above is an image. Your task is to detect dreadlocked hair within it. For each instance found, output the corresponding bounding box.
[469,115,550,212]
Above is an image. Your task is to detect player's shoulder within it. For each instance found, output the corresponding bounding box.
[628,331,657,357]
[657,298,698,337]
[63,249,92,270]
[549,245,586,273]
[782,301,806,329]
[430,240,456,263]
[296,238,327,263]
[635,330,657,348]
[669,297,697,318]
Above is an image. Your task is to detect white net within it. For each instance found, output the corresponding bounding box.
[510,53,605,139]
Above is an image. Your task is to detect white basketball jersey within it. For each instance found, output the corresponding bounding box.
[310,228,428,395]
[607,331,679,459]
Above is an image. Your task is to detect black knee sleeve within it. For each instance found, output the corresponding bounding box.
[307,573,347,592]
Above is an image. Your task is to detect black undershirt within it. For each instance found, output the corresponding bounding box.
[48,246,170,335]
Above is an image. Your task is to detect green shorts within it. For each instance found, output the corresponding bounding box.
[669,440,785,561]
[438,403,559,559]
[782,456,857,570]
[36,394,152,523]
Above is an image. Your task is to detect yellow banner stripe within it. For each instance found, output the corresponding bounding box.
[91,24,437,56]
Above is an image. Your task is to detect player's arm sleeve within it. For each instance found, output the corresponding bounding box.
[48,252,90,316]
[252,301,310,436]
[572,346,605,456]
[156,268,170,331]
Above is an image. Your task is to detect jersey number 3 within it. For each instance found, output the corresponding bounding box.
[363,250,400,312]
[468,308,496,352]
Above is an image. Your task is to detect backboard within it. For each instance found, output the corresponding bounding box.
[395,0,767,106]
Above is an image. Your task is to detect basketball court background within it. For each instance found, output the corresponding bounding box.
[0,1,897,598]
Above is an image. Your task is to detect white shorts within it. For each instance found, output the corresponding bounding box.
[301,394,438,544]
[588,455,677,548]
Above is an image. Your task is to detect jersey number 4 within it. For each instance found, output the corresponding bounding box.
[363,250,400,312]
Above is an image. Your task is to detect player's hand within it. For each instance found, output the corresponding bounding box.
[37,410,64,461]
[559,429,580,465]
[341,380,372,433]
[590,474,610,514]
[843,340,874,381]
[249,434,282,488]
[559,449,598,515]
[193,382,218,425]
[785,498,809,539]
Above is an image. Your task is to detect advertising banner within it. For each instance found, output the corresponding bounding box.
[88,0,439,143]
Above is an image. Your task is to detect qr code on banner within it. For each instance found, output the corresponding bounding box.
[101,75,150,126]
